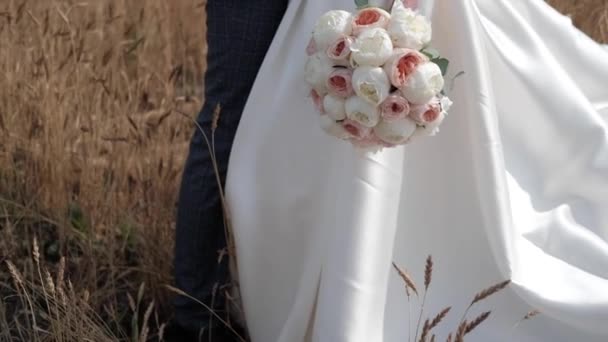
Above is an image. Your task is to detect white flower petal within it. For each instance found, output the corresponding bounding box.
[374,117,417,144]
[313,10,353,51]
[401,62,444,104]
[323,95,347,121]
[345,96,380,128]
[388,1,432,50]
[352,66,391,106]
[319,114,351,139]
[304,52,334,94]
[412,111,446,138]
[350,28,393,67]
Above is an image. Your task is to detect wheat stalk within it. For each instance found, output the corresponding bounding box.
[392,262,419,296]
[454,321,467,342]
[6,260,39,341]
[465,311,491,334]
[419,306,450,342]
[414,255,433,342]
[419,319,430,342]
[459,280,509,326]
[32,237,55,339]
[33,237,41,266]
[57,256,65,289]
[139,301,155,342]
[158,323,166,342]
[44,269,56,297]
[430,307,451,329]
[424,256,433,290]
[6,261,24,288]
[470,280,510,306]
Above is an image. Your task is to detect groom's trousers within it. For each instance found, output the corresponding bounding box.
[173,0,288,337]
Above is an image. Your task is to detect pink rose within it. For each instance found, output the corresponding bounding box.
[327,36,353,61]
[306,37,317,56]
[342,119,371,140]
[409,98,441,124]
[310,89,325,113]
[380,93,410,121]
[383,49,428,89]
[352,8,391,35]
[326,68,354,98]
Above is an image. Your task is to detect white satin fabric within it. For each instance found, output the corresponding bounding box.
[225,0,608,341]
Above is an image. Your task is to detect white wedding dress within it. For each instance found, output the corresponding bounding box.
[225,0,608,341]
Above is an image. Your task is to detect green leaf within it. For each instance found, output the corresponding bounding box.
[432,58,449,76]
[421,48,439,60]
[355,0,369,9]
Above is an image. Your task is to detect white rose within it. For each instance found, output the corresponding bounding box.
[345,96,380,128]
[304,52,334,94]
[388,0,432,50]
[350,28,393,67]
[323,94,346,121]
[374,117,417,144]
[401,62,444,104]
[313,10,354,51]
[319,114,351,139]
[412,110,445,137]
[352,66,391,106]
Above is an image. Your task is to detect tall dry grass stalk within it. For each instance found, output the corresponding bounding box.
[393,256,514,342]
[4,241,135,342]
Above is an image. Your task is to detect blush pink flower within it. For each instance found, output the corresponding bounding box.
[409,98,441,124]
[310,89,325,114]
[342,119,371,140]
[326,68,354,98]
[327,36,353,61]
[383,49,428,89]
[380,93,411,121]
[352,8,391,35]
[306,37,317,56]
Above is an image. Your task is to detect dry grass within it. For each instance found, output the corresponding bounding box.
[392,256,511,342]
[0,0,605,341]
[1,0,205,340]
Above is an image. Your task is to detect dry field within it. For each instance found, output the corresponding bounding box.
[0,0,606,341]
[1,0,205,340]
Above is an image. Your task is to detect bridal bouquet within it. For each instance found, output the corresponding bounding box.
[305,0,453,151]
